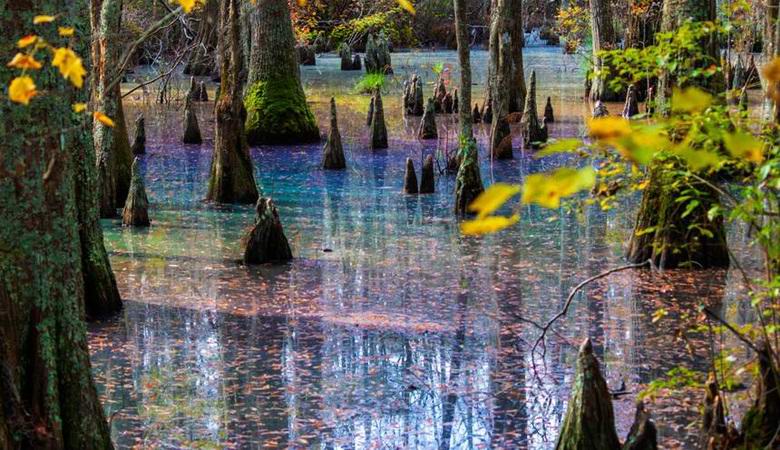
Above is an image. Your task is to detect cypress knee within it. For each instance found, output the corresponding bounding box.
[403,158,418,194]
[453,88,459,113]
[122,158,150,227]
[593,101,610,118]
[338,43,353,70]
[443,93,453,114]
[183,97,203,144]
[544,97,555,123]
[131,115,145,155]
[472,103,482,123]
[187,75,198,101]
[419,154,435,194]
[322,97,346,170]
[622,85,640,119]
[370,88,388,149]
[367,96,374,127]
[198,81,209,102]
[555,339,621,450]
[622,401,658,450]
[522,71,547,148]
[483,103,493,123]
[244,197,293,264]
[351,54,362,71]
[411,76,424,116]
[418,98,438,139]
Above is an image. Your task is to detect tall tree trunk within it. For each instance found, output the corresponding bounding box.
[453,0,484,216]
[589,0,623,101]
[489,0,513,159]
[244,0,319,145]
[624,0,662,101]
[508,0,526,113]
[0,2,114,448]
[207,0,260,204]
[765,0,780,121]
[91,0,132,216]
[184,0,218,76]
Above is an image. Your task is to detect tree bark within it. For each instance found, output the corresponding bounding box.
[489,0,513,159]
[589,0,623,101]
[207,0,260,204]
[91,0,132,215]
[0,2,114,447]
[507,0,526,113]
[454,0,484,216]
[184,0,218,76]
[244,0,319,145]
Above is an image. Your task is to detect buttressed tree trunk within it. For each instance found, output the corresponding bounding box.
[0,2,114,447]
[91,0,133,215]
[207,0,260,204]
[589,0,623,101]
[244,0,319,145]
[454,0,484,216]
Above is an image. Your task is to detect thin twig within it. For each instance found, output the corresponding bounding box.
[122,41,198,99]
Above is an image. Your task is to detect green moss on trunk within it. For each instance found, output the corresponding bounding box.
[244,78,319,145]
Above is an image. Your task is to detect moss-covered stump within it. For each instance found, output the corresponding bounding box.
[472,103,482,123]
[454,138,484,216]
[297,44,316,65]
[622,85,640,119]
[403,158,419,194]
[623,401,658,450]
[131,114,145,155]
[738,342,780,449]
[555,339,621,450]
[370,89,388,150]
[366,96,375,127]
[244,78,320,145]
[322,98,346,170]
[593,101,610,118]
[243,197,293,264]
[183,98,203,144]
[626,159,729,269]
[122,158,150,227]
[418,98,438,139]
[544,96,555,123]
[420,154,435,194]
[522,71,547,149]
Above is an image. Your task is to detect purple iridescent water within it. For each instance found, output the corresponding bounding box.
[89,48,755,449]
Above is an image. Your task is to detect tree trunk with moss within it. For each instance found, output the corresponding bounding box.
[244,0,319,145]
[184,0,218,76]
[0,2,114,447]
[453,0,484,216]
[91,0,132,215]
[626,159,729,269]
[589,0,622,101]
[489,0,513,159]
[207,0,259,204]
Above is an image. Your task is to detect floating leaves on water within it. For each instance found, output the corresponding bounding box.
[522,167,595,209]
[8,76,37,105]
[7,53,42,70]
[51,47,86,88]
[467,183,521,218]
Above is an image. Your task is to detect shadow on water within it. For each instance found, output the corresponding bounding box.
[92,48,755,448]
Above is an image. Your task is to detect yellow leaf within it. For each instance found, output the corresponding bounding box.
[521,167,596,209]
[296,0,307,5]
[7,53,43,70]
[72,102,87,113]
[33,15,56,24]
[467,182,521,218]
[588,117,631,141]
[94,111,115,127]
[174,0,201,13]
[671,87,712,114]
[51,47,86,88]
[397,0,416,14]
[58,26,75,37]
[8,76,37,105]
[17,35,38,48]
[723,131,764,163]
[461,214,520,235]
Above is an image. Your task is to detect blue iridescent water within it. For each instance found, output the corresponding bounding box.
[89,48,752,449]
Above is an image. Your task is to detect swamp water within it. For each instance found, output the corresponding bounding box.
[90,48,755,449]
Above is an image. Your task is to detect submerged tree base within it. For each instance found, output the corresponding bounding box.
[244,78,319,145]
